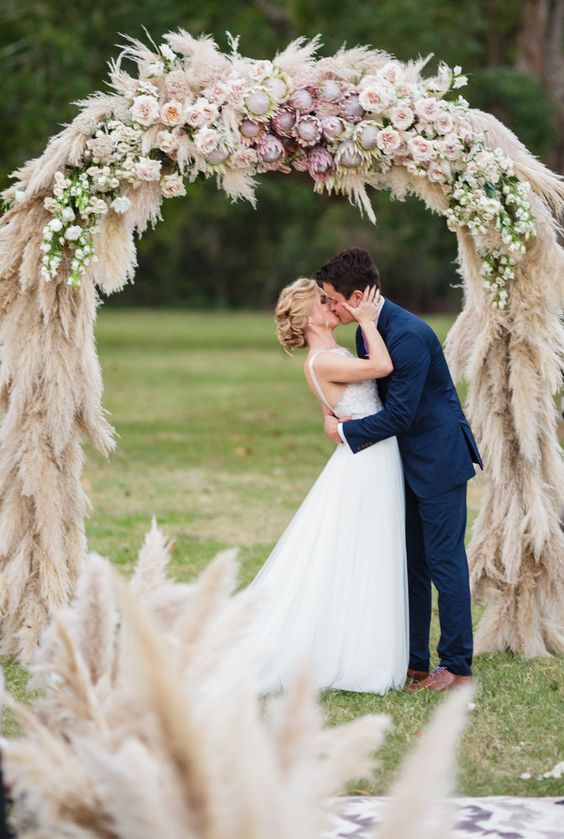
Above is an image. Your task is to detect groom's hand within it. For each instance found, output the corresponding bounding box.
[324,414,350,444]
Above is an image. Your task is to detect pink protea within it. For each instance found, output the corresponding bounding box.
[306,147,335,181]
[292,115,322,147]
[257,133,285,164]
[240,119,267,147]
[288,88,317,112]
[271,107,297,137]
[340,93,365,122]
[318,78,343,103]
[292,152,309,172]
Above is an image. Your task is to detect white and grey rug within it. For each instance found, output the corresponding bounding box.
[324,796,564,838]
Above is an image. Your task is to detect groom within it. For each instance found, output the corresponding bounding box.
[316,248,483,692]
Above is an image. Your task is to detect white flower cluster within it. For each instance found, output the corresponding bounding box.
[445,146,536,307]
[40,113,186,287]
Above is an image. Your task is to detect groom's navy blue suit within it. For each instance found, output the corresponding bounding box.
[342,299,483,676]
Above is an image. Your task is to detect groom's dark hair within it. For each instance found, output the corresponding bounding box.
[315,248,381,298]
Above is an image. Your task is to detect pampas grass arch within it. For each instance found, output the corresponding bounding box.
[0,31,563,662]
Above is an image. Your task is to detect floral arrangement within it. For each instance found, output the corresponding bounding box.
[7,35,536,307]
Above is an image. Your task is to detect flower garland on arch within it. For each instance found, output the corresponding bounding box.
[5,33,536,308]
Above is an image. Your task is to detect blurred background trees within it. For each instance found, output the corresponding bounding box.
[1,0,561,310]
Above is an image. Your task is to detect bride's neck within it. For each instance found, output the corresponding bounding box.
[305,326,337,352]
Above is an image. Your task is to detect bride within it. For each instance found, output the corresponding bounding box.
[245,278,408,695]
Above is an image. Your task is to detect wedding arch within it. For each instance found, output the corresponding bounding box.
[0,31,563,662]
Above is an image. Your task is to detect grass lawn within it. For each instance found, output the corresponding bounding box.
[2,309,563,797]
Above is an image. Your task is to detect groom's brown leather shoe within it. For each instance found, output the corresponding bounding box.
[404,665,474,693]
[402,668,430,690]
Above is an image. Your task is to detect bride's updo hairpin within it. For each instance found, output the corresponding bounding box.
[275,278,320,353]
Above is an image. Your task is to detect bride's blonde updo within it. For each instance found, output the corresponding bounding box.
[275,278,320,352]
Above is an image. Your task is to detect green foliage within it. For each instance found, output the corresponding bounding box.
[0,0,560,308]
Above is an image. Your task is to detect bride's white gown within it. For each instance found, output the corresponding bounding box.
[246,347,409,695]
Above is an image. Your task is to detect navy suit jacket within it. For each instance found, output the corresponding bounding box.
[342,299,483,499]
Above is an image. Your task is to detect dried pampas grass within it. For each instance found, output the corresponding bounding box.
[0,28,562,665]
[0,520,472,839]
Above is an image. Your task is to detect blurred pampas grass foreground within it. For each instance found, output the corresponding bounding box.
[0,519,473,838]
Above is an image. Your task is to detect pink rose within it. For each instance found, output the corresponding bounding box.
[427,160,452,183]
[131,95,160,127]
[378,61,404,86]
[376,127,401,154]
[185,105,206,129]
[205,81,230,104]
[455,120,473,142]
[389,105,414,131]
[161,173,186,197]
[135,157,162,181]
[194,127,220,156]
[358,84,395,113]
[414,97,440,121]
[407,136,435,161]
[157,130,180,155]
[160,100,184,127]
[441,132,464,159]
[435,112,453,135]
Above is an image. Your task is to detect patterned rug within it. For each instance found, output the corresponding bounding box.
[324,796,564,838]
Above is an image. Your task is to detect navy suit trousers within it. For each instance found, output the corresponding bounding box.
[405,480,473,676]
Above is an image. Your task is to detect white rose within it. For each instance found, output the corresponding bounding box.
[65,225,83,241]
[194,127,220,155]
[61,206,75,222]
[407,135,435,161]
[441,132,464,159]
[389,105,414,131]
[157,130,180,155]
[414,97,439,121]
[377,61,404,86]
[435,112,453,135]
[131,95,160,127]
[427,160,452,183]
[49,218,63,232]
[358,83,395,112]
[160,100,184,127]
[376,127,401,154]
[111,196,132,214]
[135,157,162,181]
[161,174,186,198]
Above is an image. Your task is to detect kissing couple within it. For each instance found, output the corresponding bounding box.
[244,248,483,695]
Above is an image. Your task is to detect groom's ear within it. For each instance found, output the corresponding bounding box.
[349,289,363,307]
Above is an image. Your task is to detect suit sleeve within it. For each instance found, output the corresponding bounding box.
[343,331,430,453]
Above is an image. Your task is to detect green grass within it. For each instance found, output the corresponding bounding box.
[2,309,563,797]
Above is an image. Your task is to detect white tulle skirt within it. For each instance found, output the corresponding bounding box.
[245,436,409,695]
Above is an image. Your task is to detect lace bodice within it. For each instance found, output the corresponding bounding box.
[308,347,383,420]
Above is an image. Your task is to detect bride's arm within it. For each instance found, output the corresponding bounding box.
[316,288,393,383]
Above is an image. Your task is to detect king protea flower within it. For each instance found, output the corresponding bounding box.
[243,86,278,122]
[306,147,335,181]
[271,107,297,137]
[292,115,322,147]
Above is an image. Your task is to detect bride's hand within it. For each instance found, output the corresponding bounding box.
[342,285,380,325]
